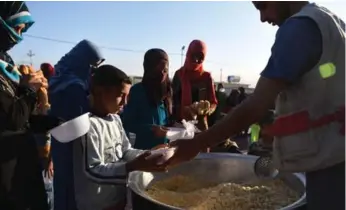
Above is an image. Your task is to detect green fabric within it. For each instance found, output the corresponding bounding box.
[250,124,261,143]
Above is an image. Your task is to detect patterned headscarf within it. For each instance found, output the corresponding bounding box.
[0,1,35,83]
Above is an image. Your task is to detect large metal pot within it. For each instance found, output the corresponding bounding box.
[128,153,306,210]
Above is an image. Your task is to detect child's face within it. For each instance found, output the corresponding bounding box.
[97,83,131,114]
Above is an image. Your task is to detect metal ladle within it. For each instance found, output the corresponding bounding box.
[254,155,279,179]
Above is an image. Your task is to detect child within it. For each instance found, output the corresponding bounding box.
[72,64,166,210]
[248,110,275,156]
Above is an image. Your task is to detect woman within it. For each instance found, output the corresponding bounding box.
[225,89,240,113]
[122,49,173,150]
[0,2,59,210]
[49,40,104,210]
[172,40,217,132]
[208,83,227,127]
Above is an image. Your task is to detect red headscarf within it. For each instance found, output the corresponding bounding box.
[176,40,217,118]
[40,63,55,79]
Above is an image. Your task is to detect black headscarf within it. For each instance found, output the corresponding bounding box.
[142,48,173,117]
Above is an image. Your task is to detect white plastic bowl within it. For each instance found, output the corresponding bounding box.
[146,147,177,165]
[166,127,195,142]
[50,112,91,143]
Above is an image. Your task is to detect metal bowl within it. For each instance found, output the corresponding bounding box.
[128,153,306,210]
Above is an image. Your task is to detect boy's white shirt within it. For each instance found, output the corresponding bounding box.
[73,113,144,210]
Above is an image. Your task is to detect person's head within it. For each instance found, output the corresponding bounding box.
[40,63,55,79]
[90,64,132,115]
[238,87,245,94]
[142,48,172,103]
[54,40,105,81]
[227,89,240,105]
[217,83,225,92]
[184,40,207,72]
[143,48,169,83]
[0,2,35,52]
[259,110,275,127]
[252,1,308,26]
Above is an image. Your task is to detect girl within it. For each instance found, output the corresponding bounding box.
[122,49,173,150]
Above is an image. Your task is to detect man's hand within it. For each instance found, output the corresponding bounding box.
[152,125,169,138]
[126,151,168,173]
[164,138,203,167]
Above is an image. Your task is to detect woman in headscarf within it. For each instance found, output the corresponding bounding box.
[0,2,60,210]
[225,89,240,113]
[48,39,104,210]
[122,48,173,150]
[172,40,218,134]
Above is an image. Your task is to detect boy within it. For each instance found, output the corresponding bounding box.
[73,64,166,210]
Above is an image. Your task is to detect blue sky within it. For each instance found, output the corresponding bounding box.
[9,1,346,87]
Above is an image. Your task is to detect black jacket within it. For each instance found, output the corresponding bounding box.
[0,73,62,210]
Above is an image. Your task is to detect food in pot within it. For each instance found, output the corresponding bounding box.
[146,175,300,210]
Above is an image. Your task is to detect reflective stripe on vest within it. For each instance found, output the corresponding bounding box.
[264,105,345,137]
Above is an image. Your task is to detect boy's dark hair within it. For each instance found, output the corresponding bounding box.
[91,64,132,87]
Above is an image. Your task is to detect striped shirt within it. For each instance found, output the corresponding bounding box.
[73,113,144,210]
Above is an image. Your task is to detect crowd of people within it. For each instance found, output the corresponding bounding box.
[0,1,344,210]
[0,2,242,209]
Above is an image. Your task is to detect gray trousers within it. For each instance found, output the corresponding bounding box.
[306,162,345,210]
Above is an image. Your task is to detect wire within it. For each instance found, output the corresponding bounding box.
[23,34,229,66]
[24,34,179,55]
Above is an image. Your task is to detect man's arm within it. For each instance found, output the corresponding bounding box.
[197,17,323,148]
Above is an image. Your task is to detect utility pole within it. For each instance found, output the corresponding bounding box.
[27,50,35,66]
[181,45,185,66]
[220,68,223,83]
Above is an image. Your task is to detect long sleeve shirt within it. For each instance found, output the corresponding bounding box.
[73,113,144,210]
[122,83,169,150]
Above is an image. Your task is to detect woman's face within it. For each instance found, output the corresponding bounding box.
[186,51,205,71]
[154,60,169,82]
[13,23,26,36]
[190,51,204,65]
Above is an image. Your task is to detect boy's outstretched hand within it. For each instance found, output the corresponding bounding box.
[126,151,168,173]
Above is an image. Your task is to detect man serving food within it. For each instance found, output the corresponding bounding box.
[165,2,345,210]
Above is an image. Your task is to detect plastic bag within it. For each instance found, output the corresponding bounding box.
[166,120,199,142]
[42,171,54,210]
[146,120,198,165]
